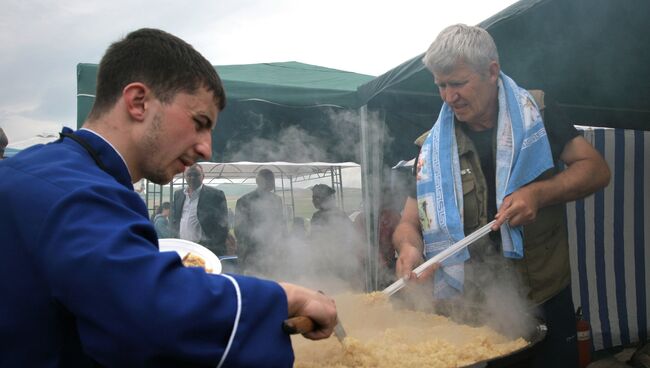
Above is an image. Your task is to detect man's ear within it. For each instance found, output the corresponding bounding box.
[488,61,500,83]
[123,82,150,122]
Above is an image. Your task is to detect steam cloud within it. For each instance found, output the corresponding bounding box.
[224,107,390,164]
[219,106,538,341]
[241,204,366,295]
[224,108,391,293]
[228,125,329,163]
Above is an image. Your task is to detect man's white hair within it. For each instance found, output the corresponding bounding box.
[423,24,499,75]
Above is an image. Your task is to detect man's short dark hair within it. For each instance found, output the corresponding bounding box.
[257,169,275,183]
[256,169,275,191]
[89,28,226,120]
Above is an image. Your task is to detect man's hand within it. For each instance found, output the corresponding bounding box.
[393,197,438,284]
[395,242,439,284]
[395,242,421,279]
[279,283,337,340]
[493,135,611,231]
[493,185,540,230]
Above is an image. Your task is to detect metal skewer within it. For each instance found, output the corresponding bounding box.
[382,220,497,297]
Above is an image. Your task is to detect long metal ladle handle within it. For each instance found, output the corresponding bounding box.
[382,219,497,297]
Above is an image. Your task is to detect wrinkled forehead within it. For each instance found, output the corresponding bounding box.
[433,61,479,82]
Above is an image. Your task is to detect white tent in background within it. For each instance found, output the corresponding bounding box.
[4,132,60,157]
[199,161,360,215]
[188,161,359,184]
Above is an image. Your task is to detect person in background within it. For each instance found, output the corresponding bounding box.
[310,184,364,291]
[392,24,610,367]
[310,184,348,227]
[152,201,172,238]
[291,217,307,241]
[234,168,285,274]
[171,163,229,255]
[0,28,336,367]
[354,200,402,290]
[227,207,235,229]
[0,127,8,159]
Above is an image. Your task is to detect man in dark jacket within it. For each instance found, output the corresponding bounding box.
[171,163,229,255]
[234,169,285,274]
[309,184,364,290]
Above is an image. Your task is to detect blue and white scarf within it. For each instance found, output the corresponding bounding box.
[416,72,554,298]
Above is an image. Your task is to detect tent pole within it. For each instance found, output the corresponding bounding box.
[338,166,345,212]
[280,172,289,223]
[359,106,375,291]
[359,106,387,292]
[289,176,295,221]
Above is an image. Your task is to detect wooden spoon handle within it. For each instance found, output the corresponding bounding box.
[282,316,316,335]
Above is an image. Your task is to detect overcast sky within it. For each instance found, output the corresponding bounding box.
[1,0,518,143]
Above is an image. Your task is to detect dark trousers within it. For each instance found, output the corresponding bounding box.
[533,285,579,368]
[201,240,226,257]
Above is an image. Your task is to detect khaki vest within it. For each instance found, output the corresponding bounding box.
[453,124,571,305]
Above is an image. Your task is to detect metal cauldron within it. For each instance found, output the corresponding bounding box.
[464,321,547,368]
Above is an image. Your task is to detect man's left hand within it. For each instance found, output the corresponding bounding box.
[493,185,540,230]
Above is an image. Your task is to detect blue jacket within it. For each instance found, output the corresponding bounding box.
[0,128,293,367]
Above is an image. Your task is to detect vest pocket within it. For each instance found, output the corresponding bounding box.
[462,176,480,230]
[518,205,571,303]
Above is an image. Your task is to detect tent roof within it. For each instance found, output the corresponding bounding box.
[358,0,650,131]
[217,62,374,107]
[77,61,374,126]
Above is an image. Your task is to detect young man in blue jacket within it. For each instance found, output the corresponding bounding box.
[0,28,337,367]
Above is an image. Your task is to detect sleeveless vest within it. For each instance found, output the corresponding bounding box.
[454,124,571,305]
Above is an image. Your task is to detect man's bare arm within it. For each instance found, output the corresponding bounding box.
[494,135,611,229]
[392,197,437,280]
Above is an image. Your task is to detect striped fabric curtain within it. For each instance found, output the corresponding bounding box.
[567,127,650,351]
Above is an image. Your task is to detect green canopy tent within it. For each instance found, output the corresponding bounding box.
[77,61,374,162]
[358,0,650,166]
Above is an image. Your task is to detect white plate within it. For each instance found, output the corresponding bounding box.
[158,238,222,274]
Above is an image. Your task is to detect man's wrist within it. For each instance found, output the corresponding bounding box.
[396,241,421,255]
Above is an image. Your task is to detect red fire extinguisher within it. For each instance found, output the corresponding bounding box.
[576,306,592,368]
